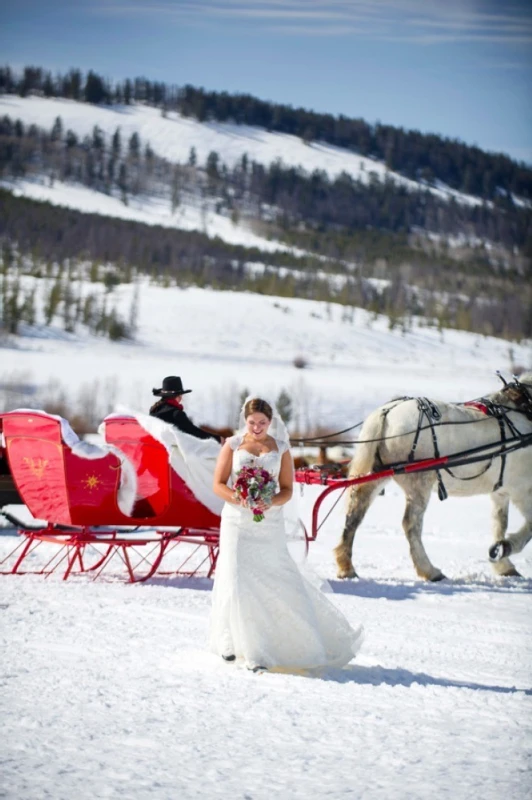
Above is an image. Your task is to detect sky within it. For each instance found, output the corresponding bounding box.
[1,0,531,164]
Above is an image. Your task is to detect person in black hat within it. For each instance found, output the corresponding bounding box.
[149,376,222,442]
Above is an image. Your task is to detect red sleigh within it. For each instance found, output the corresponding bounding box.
[0,410,222,582]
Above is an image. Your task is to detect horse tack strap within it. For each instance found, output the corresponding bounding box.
[410,398,448,501]
[463,398,509,491]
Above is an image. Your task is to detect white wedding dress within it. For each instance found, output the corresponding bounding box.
[209,436,364,670]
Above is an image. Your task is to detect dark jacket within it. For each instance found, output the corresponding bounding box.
[149,400,221,443]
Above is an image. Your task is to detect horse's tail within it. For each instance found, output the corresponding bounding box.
[348,407,387,478]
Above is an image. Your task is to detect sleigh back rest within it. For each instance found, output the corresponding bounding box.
[0,410,123,525]
[1,411,71,522]
[102,416,171,517]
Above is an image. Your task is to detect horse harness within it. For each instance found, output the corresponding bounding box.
[381,379,532,501]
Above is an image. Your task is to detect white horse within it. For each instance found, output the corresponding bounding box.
[334,374,532,581]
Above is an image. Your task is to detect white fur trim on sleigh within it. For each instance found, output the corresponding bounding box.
[102,406,224,516]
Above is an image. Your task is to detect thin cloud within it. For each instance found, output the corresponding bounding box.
[93,1,532,45]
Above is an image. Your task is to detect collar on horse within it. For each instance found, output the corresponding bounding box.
[455,379,532,494]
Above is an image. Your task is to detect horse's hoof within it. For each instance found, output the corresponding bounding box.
[489,541,512,562]
[336,569,358,580]
[429,572,446,582]
[498,567,522,578]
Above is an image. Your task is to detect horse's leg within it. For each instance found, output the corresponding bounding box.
[488,493,521,577]
[334,480,387,579]
[489,490,532,571]
[399,475,446,582]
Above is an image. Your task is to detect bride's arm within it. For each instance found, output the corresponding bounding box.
[270,450,294,507]
[213,442,240,505]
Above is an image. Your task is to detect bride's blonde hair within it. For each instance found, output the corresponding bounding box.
[244,398,273,420]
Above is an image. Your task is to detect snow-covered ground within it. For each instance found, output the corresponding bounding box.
[1,286,531,799]
[1,282,530,430]
[1,486,531,800]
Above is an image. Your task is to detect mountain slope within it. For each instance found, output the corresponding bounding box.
[0,95,485,208]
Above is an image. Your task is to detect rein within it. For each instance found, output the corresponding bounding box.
[291,414,494,447]
[291,380,532,448]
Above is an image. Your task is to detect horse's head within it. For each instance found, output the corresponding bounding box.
[494,372,532,419]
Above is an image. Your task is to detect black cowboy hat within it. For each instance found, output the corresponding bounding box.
[152,376,192,397]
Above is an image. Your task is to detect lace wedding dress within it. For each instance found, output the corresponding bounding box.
[209,435,364,670]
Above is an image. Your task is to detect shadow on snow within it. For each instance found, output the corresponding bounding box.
[320,663,532,695]
[327,576,532,600]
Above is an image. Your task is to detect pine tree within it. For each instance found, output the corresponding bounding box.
[276,389,293,425]
[206,150,219,179]
[6,280,20,334]
[82,293,97,330]
[171,166,180,213]
[92,125,104,150]
[63,69,82,100]
[128,132,140,158]
[112,127,121,156]
[43,71,54,97]
[65,129,78,148]
[62,278,76,332]
[89,261,100,283]
[118,163,128,205]
[107,156,116,190]
[50,116,63,142]
[85,71,106,104]
[44,275,62,325]
[22,286,36,327]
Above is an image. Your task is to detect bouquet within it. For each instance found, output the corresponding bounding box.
[233,465,277,522]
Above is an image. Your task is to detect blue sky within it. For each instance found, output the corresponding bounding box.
[2,0,531,163]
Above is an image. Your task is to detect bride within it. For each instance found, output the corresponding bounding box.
[210,396,363,673]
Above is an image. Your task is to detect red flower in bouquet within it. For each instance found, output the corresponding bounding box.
[233,465,277,522]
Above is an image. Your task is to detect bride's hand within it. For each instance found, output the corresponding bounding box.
[253,499,271,511]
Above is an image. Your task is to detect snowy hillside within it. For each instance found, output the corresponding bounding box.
[0,96,485,206]
[2,281,530,431]
[0,95,485,251]
[2,176,294,253]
